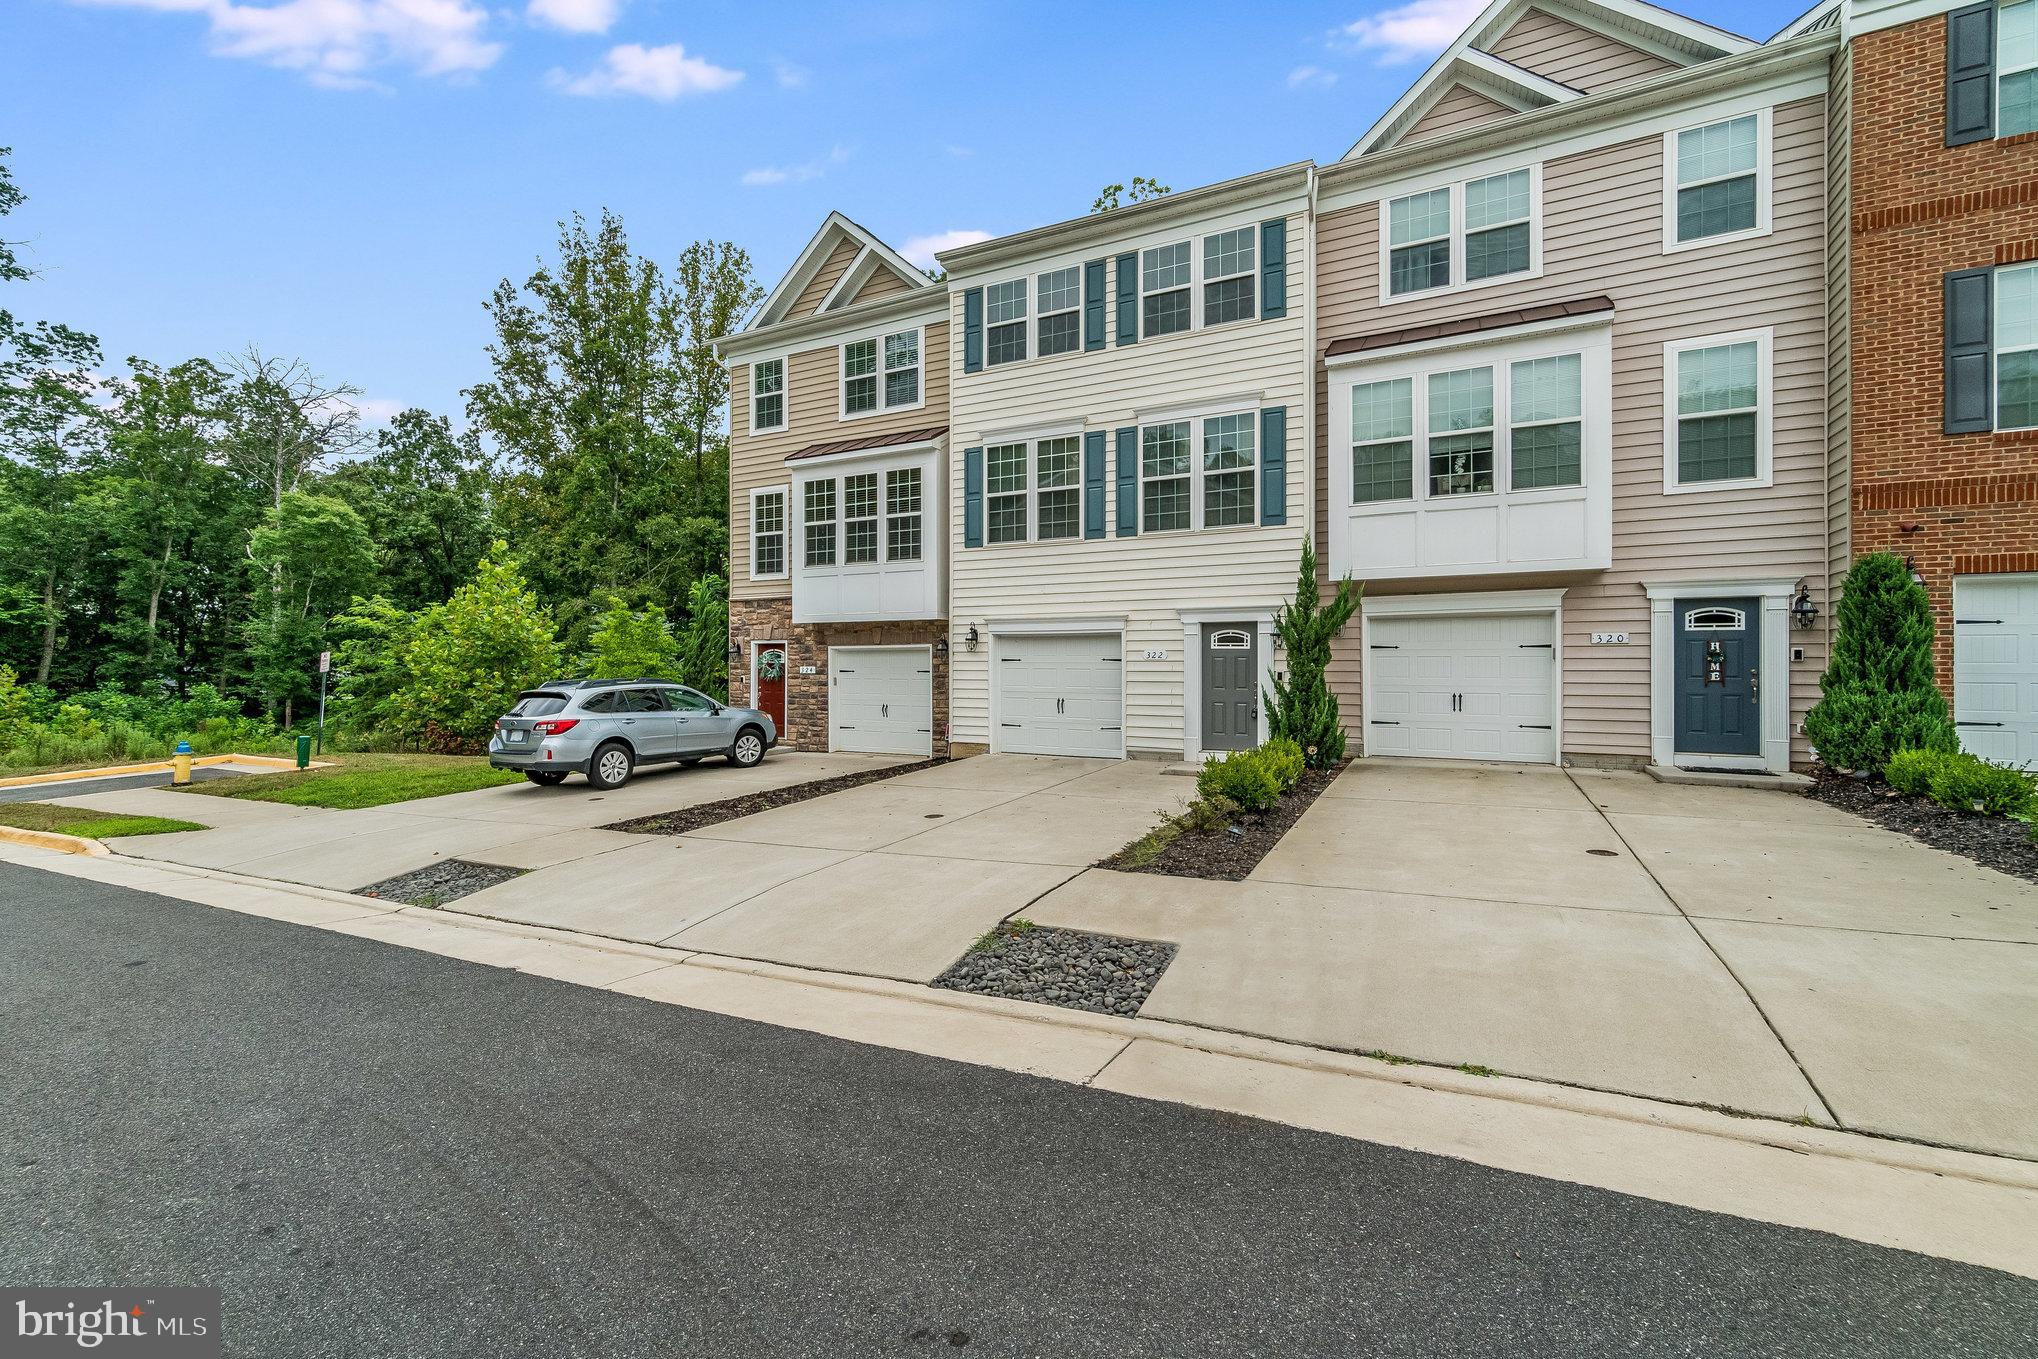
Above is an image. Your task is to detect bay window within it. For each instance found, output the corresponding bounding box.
[886,468,923,561]
[1425,367,1495,497]
[803,479,836,567]
[843,472,880,564]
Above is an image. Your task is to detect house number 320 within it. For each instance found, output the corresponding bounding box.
[1590,632,1628,645]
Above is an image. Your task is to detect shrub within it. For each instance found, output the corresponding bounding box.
[1884,748,1947,798]
[1178,794,1240,835]
[1925,753,2038,817]
[1259,737,1305,793]
[1264,539,1362,768]
[1803,553,1957,771]
[1198,747,1284,811]
[582,595,681,681]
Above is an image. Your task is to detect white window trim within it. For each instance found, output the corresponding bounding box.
[840,468,883,566]
[2002,6,2038,139]
[1136,408,1260,537]
[748,484,789,582]
[1995,261,2038,431]
[981,434,1085,546]
[1375,164,1544,308]
[884,465,926,564]
[1661,107,1773,255]
[1034,265,1084,360]
[984,280,1030,368]
[1662,326,1774,495]
[1200,226,1259,330]
[1179,608,1277,762]
[802,476,839,569]
[1140,241,1196,341]
[748,356,788,435]
[837,326,926,421]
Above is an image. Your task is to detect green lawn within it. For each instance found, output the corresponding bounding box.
[0,803,205,840]
[174,752,522,809]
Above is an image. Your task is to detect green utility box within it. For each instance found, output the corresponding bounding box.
[295,735,312,769]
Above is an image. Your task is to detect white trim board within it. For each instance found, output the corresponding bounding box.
[1643,577,1797,775]
[1358,589,1567,766]
[1179,608,1278,763]
[985,622,1128,760]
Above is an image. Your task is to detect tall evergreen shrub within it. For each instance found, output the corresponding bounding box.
[1263,539,1361,768]
[1802,552,1957,772]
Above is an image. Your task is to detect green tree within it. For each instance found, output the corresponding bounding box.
[322,408,498,610]
[1263,540,1361,768]
[245,492,377,725]
[1091,177,1172,212]
[394,543,560,748]
[583,595,681,679]
[327,595,420,740]
[1803,553,1958,771]
[0,663,31,751]
[674,573,728,699]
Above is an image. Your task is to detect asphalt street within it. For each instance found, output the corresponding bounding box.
[2,860,2034,1358]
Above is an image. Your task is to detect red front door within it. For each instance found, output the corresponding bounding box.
[756,644,788,734]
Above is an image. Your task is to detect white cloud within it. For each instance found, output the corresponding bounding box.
[549,42,743,100]
[527,0,619,34]
[1331,0,1484,64]
[772,61,808,89]
[1287,64,1339,88]
[901,229,991,269]
[740,145,850,187]
[70,0,504,87]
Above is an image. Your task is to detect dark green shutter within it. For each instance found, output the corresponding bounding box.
[1948,2,1996,146]
[1260,406,1288,525]
[1114,426,1139,536]
[1083,260,1107,351]
[1260,219,1288,319]
[1945,268,1994,434]
[1114,253,1138,347]
[964,446,985,546]
[1083,430,1106,539]
[963,288,984,373]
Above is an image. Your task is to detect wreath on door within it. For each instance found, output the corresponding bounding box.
[759,649,786,680]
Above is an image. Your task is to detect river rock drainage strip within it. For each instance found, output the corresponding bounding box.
[360,860,527,907]
[932,922,1177,1017]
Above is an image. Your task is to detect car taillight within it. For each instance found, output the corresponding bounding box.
[533,718,579,736]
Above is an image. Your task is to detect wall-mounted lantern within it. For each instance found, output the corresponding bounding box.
[1790,583,1819,630]
[726,640,742,661]
[964,624,981,652]
[933,638,949,660]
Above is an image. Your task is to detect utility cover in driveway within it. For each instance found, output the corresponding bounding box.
[995,633,1123,758]
[1366,612,1557,762]
[830,647,933,757]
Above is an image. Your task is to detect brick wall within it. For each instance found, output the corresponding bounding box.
[1850,14,2038,687]
[727,597,951,756]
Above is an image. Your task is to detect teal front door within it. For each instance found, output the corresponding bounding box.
[1674,599,1761,758]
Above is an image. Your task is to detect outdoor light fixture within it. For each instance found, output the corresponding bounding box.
[933,638,949,660]
[727,640,741,661]
[1905,556,1927,588]
[1790,583,1819,630]
[965,624,981,652]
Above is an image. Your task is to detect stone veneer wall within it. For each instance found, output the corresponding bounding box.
[727,597,951,757]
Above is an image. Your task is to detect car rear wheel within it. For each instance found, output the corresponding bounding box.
[524,770,568,787]
[588,742,635,789]
[728,727,766,768]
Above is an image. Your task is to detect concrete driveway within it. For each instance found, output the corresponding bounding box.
[1025,759,2038,1160]
[446,755,1190,981]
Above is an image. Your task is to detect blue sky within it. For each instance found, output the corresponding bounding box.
[4,0,1789,428]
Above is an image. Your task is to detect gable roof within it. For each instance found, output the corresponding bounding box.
[1343,0,1756,161]
[747,211,930,332]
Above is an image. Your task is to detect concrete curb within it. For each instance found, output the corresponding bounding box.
[0,826,109,857]
[0,752,313,790]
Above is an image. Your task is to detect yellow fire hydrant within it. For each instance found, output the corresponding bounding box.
[171,740,193,787]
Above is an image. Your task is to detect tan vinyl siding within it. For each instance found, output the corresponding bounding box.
[729,318,949,603]
[945,207,1311,757]
[1403,86,1518,145]
[1315,95,1830,764]
[849,267,914,305]
[790,239,861,318]
[1825,46,1851,604]
[1484,8,1680,93]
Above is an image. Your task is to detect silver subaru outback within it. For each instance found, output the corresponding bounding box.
[489,679,778,789]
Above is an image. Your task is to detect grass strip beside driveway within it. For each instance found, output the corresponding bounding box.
[0,803,204,839]
[174,753,522,809]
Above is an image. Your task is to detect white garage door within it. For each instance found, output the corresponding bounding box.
[994,632,1123,758]
[1366,612,1558,763]
[829,647,933,757]
[1954,575,2038,765]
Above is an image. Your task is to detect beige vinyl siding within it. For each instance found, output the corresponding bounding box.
[945,207,1311,757]
[1484,7,1681,92]
[849,267,914,305]
[1403,86,1519,145]
[789,239,861,318]
[1314,95,1830,764]
[729,317,949,603]
[1825,45,1852,605]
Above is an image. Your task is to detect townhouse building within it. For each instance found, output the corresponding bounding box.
[933,167,1314,761]
[718,214,952,758]
[1786,0,2038,765]
[1314,0,1837,775]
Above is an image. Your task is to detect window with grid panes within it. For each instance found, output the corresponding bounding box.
[803,479,836,566]
[1201,413,1257,526]
[884,330,920,406]
[1202,228,1257,326]
[987,442,1028,543]
[1427,367,1495,496]
[1140,422,1192,531]
[843,472,879,563]
[1350,379,1414,503]
[1997,263,2038,430]
[751,359,784,431]
[1036,267,1081,357]
[1674,341,1760,482]
[841,340,877,414]
[987,280,1028,365]
[752,489,786,575]
[1508,354,1582,489]
[1034,437,1081,540]
[886,468,922,560]
[1141,242,1192,338]
[1464,170,1530,281]
[1388,188,1452,295]
[1674,116,1759,243]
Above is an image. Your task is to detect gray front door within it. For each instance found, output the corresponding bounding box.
[1201,624,1258,752]
[1674,598,1761,757]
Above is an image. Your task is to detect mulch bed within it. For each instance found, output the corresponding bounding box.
[1805,767,2038,884]
[361,859,526,907]
[603,758,943,836]
[1098,760,1348,882]
[933,923,1176,1017]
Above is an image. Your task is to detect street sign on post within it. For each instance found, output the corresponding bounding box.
[316,652,330,756]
